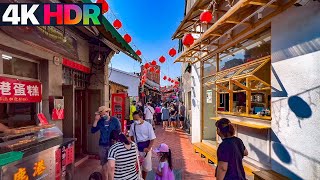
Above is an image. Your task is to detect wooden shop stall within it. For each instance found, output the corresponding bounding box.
[0,71,75,179]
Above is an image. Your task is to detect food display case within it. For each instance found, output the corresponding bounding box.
[0,125,76,180]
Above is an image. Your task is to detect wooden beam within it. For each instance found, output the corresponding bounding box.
[225,20,251,26]
[229,80,233,112]
[209,33,222,37]
[216,83,232,93]
[246,77,251,114]
[249,0,278,8]
[231,79,250,91]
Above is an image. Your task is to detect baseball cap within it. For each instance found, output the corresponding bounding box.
[153,143,170,153]
[96,106,111,114]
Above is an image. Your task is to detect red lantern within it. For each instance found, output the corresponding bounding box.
[171,80,174,83]
[182,33,194,47]
[151,60,157,66]
[156,69,160,74]
[200,11,213,24]
[168,48,176,57]
[150,67,155,72]
[144,63,150,69]
[159,56,166,63]
[163,76,167,80]
[113,19,122,29]
[136,50,142,56]
[175,81,179,84]
[96,0,109,14]
[124,34,132,43]
[168,78,171,81]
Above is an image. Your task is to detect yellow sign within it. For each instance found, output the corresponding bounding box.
[33,160,46,177]
[14,168,29,180]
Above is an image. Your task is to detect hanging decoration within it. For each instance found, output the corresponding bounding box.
[96,0,109,14]
[155,69,160,74]
[136,50,142,56]
[168,78,171,81]
[150,67,155,72]
[182,33,194,47]
[143,69,148,74]
[163,76,167,80]
[144,62,150,69]
[168,48,177,57]
[200,11,213,24]
[159,56,166,63]
[124,34,132,43]
[113,19,122,29]
[175,81,179,84]
[151,60,157,66]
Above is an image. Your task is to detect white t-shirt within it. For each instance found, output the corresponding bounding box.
[144,105,155,120]
[129,121,156,142]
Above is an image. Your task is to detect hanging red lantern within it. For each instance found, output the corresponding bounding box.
[171,80,175,83]
[96,0,109,14]
[143,69,148,74]
[124,34,132,43]
[150,67,155,72]
[175,81,179,84]
[159,56,166,63]
[144,62,150,69]
[113,19,122,29]
[168,48,177,57]
[163,76,167,80]
[182,33,194,47]
[136,50,142,56]
[168,78,171,81]
[155,69,160,74]
[200,11,213,24]
[151,60,157,66]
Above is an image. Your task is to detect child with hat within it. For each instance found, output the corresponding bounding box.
[154,143,175,180]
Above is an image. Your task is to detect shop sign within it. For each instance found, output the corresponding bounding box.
[62,58,90,74]
[0,76,42,103]
[12,159,48,180]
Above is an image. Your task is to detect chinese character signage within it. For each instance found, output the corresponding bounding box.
[0,76,42,103]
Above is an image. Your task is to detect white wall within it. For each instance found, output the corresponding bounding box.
[271,3,320,179]
[191,62,202,143]
[109,68,140,97]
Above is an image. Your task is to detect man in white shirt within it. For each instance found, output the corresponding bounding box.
[144,102,155,126]
[129,111,156,180]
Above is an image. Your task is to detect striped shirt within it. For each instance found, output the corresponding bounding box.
[108,142,138,180]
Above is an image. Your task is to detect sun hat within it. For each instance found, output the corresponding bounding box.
[153,143,170,153]
[96,106,111,114]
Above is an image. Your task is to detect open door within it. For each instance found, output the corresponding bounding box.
[86,89,101,155]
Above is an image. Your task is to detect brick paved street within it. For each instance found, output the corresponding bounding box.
[75,125,216,180]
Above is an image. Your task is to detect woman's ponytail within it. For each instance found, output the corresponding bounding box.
[168,149,173,170]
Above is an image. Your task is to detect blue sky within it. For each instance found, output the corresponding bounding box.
[106,0,185,86]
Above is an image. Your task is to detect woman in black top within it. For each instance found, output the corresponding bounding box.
[169,104,177,131]
[215,118,248,180]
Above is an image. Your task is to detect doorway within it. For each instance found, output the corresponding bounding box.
[75,90,86,161]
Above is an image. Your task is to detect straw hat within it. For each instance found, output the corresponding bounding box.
[95,106,111,114]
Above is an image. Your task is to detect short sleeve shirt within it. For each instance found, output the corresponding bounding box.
[129,121,156,142]
[217,137,246,180]
[108,142,138,180]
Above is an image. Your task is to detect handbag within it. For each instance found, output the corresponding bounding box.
[134,124,151,152]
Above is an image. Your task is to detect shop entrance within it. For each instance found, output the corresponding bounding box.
[75,89,86,161]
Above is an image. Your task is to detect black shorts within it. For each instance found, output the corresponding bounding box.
[170,117,176,121]
[162,119,168,121]
[179,116,185,121]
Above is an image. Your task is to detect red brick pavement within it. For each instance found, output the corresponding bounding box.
[152,126,216,180]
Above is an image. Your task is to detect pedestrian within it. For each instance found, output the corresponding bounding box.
[155,104,162,125]
[178,101,186,129]
[161,103,170,130]
[215,118,248,180]
[91,106,121,180]
[169,104,177,131]
[129,111,156,180]
[154,143,175,180]
[144,102,155,128]
[129,100,137,130]
[107,131,141,180]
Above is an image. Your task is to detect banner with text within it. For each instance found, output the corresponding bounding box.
[0,76,42,103]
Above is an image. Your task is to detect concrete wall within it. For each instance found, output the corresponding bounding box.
[270,3,320,179]
[191,62,202,143]
[109,68,140,97]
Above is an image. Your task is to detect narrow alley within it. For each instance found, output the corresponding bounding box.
[74,126,216,180]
